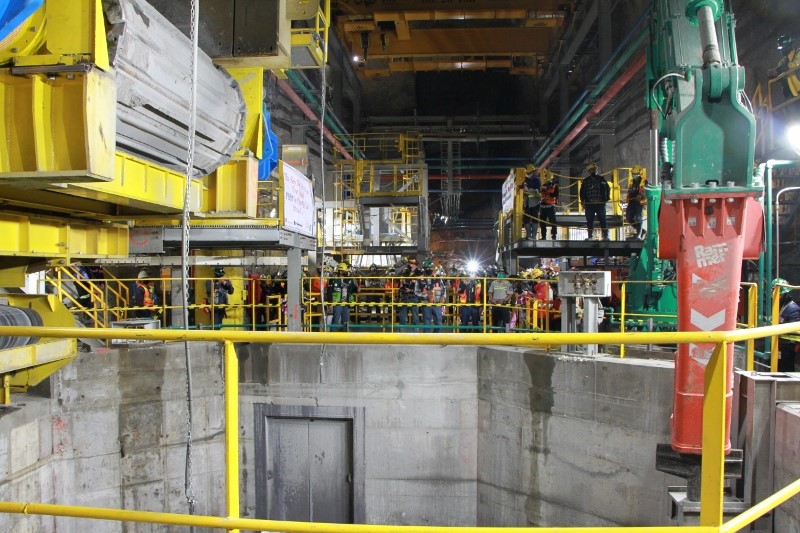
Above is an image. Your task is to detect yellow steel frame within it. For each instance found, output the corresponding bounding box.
[0,5,46,64]
[289,0,331,68]
[10,0,109,70]
[0,211,128,259]
[1,323,800,530]
[70,152,203,214]
[0,67,116,183]
[227,68,265,159]
[203,155,260,218]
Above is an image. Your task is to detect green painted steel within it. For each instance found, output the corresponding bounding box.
[625,185,678,322]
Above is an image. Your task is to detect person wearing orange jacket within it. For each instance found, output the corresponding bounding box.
[538,170,559,240]
[132,269,157,318]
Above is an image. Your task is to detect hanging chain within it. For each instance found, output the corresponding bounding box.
[318,35,329,365]
[319,45,329,335]
[181,0,200,517]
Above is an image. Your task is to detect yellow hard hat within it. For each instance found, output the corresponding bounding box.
[525,163,536,174]
[530,268,544,280]
[631,165,642,174]
[586,162,598,173]
[337,262,349,272]
[542,169,553,181]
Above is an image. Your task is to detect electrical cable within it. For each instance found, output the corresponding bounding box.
[180,0,200,521]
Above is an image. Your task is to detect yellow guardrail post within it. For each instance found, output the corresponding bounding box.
[224,341,240,533]
[770,286,780,372]
[620,281,627,358]
[699,340,727,527]
[746,283,757,371]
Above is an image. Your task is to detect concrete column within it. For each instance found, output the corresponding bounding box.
[286,247,303,332]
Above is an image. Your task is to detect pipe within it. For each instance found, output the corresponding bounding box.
[287,70,355,151]
[538,52,646,170]
[534,8,650,165]
[276,78,353,160]
[696,5,721,66]
[428,175,508,180]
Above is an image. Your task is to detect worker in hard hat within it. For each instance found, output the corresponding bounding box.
[625,165,646,239]
[132,269,157,319]
[774,278,800,372]
[579,162,611,240]
[206,267,234,330]
[538,170,559,240]
[397,257,422,331]
[767,35,800,99]
[327,262,359,331]
[521,163,541,240]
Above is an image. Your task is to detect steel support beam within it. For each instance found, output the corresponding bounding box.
[358,28,551,57]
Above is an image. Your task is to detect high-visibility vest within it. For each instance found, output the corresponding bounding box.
[788,49,800,97]
[137,282,154,307]
[541,183,558,205]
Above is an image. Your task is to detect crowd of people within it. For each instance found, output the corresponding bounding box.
[521,162,647,242]
[314,258,562,333]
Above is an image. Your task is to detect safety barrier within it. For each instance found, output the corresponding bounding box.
[1,324,800,531]
[45,273,771,356]
[499,166,652,244]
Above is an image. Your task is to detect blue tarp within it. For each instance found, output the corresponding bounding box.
[0,0,43,43]
[258,104,280,180]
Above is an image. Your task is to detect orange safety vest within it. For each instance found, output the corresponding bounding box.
[137,281,154,307]
[541,182,558,205]
[627,177,645,203]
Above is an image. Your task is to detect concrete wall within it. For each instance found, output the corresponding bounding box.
[7,342,800,530]
[775,403,800,532]
[239,343,681,527]
[477,348,678,526]
[0,343,226,533]
[239,343,480,525]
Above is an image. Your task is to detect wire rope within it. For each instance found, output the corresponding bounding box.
[180,0,200,519]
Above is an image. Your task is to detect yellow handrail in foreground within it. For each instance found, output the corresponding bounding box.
[2,323,800,531]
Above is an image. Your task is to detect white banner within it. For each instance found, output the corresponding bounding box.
[501,171,516,214]
[282,162,316,238]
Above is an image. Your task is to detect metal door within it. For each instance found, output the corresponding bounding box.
[264,417,353,523]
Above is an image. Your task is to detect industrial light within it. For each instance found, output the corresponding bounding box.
[352,55,360,62]
[787,123,800,156]
[466,260,480,274]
